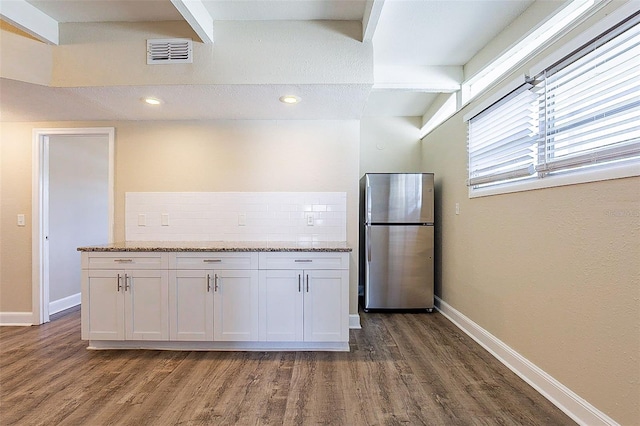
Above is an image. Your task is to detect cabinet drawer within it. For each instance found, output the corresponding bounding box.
[170,252,258,270]
[83,252,169,270]
[259,252,349,270]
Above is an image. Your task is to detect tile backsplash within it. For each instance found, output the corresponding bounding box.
[125,192,347,242]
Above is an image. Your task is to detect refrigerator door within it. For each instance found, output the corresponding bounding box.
[364,224,434,309]
[366,173,434,224]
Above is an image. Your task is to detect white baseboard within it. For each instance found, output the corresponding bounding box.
[49,292,81,315]
[349,313,361,329]
[435,296,619,426]
[0,312,33,326]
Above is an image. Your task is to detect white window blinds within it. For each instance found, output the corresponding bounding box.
[467,13,640,190]
[468,85,538,187]
[534,16,640,174]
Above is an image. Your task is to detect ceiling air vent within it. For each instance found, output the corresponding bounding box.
[147,38,193,65]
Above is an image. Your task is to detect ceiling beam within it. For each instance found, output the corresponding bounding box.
[0,0,58,45]
[362,0,385,42]
[373,65,463,92]
[170,0,214,44]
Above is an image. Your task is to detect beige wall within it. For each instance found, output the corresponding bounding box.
[2,1,638,422]
[360,116,422,176]
[0,121,3,309]
[423,114,639,423]
[421,3,640,423]
[0,120,361,314]
[0,123,34,312]
[0,21,52,85]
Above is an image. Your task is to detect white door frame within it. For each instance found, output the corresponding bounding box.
[32,127,115,325]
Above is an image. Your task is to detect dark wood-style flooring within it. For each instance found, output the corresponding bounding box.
[0,306,574,425]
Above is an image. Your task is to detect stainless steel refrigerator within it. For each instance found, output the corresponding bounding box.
[359,173,434,312]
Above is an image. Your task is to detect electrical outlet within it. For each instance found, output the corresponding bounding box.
[138,214,146,226]
[161,213,170,226]
[17,214,25,227]
[307,214,314,226]
[238,213,246,226]
[455,203,460,215]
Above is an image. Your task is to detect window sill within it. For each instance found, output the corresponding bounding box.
[468,159,640,198]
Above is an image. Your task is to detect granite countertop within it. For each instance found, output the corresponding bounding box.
[77,241,352,253]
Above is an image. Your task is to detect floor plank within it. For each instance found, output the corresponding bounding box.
[0,307,575,425]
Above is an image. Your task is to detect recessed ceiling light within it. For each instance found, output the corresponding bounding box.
[279,95,301,104]
[142,97,163,105]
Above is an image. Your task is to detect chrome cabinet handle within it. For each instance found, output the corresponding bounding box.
[124,274,130,291]
[294,259,312,263]
[203,259,222,263]
[306,274,309,293]
[214,274,219,292]
[207,274,211,292]
[114,259,133,263]
[298,274,301,292]
[117,274,122,292]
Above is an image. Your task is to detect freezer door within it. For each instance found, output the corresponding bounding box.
[364,225,434,309]
[366,173,434,224]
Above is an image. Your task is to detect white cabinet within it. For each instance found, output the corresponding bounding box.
[261,270,303,341]
[82,269,123,340]
[81,253,169,341]
[169,252,259,342]
[81,249,350,350]
[169,269,213,341]
[303,269,348,342]
[125,269,169,340]
[213,269,259,341]
[259,252,349,344]
[169,269,259,341]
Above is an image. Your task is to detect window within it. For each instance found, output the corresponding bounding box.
[467,12,640,193]
[419,93,457,139]
[468,84,538,187]
[461,0,602,105]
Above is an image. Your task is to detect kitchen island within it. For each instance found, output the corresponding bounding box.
[78,241,351,351]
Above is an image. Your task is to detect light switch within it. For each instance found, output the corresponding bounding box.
[17,214,25,227]
[161,213,170,226]
[455,203,460,215]
[138,214,146,226]
[238,213,246,226]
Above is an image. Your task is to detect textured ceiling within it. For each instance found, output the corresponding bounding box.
[3,0,537,122]
[0,79,372,122]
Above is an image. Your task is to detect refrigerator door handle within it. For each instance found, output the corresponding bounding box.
[366,182,372,224]
[366,225,371,262]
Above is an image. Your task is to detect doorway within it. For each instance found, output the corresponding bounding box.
[32,128,114,325]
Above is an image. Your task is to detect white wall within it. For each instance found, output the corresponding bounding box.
[125,191,346,242]
[48,134,109,304]
[51,20,372,87]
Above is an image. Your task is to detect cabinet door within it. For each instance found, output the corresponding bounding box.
[213,270,260,341]
[262,269,304,342]
[169,270,214,341]
[84,269,124,341]
[303,269,348,342]
[124,269,169,341]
